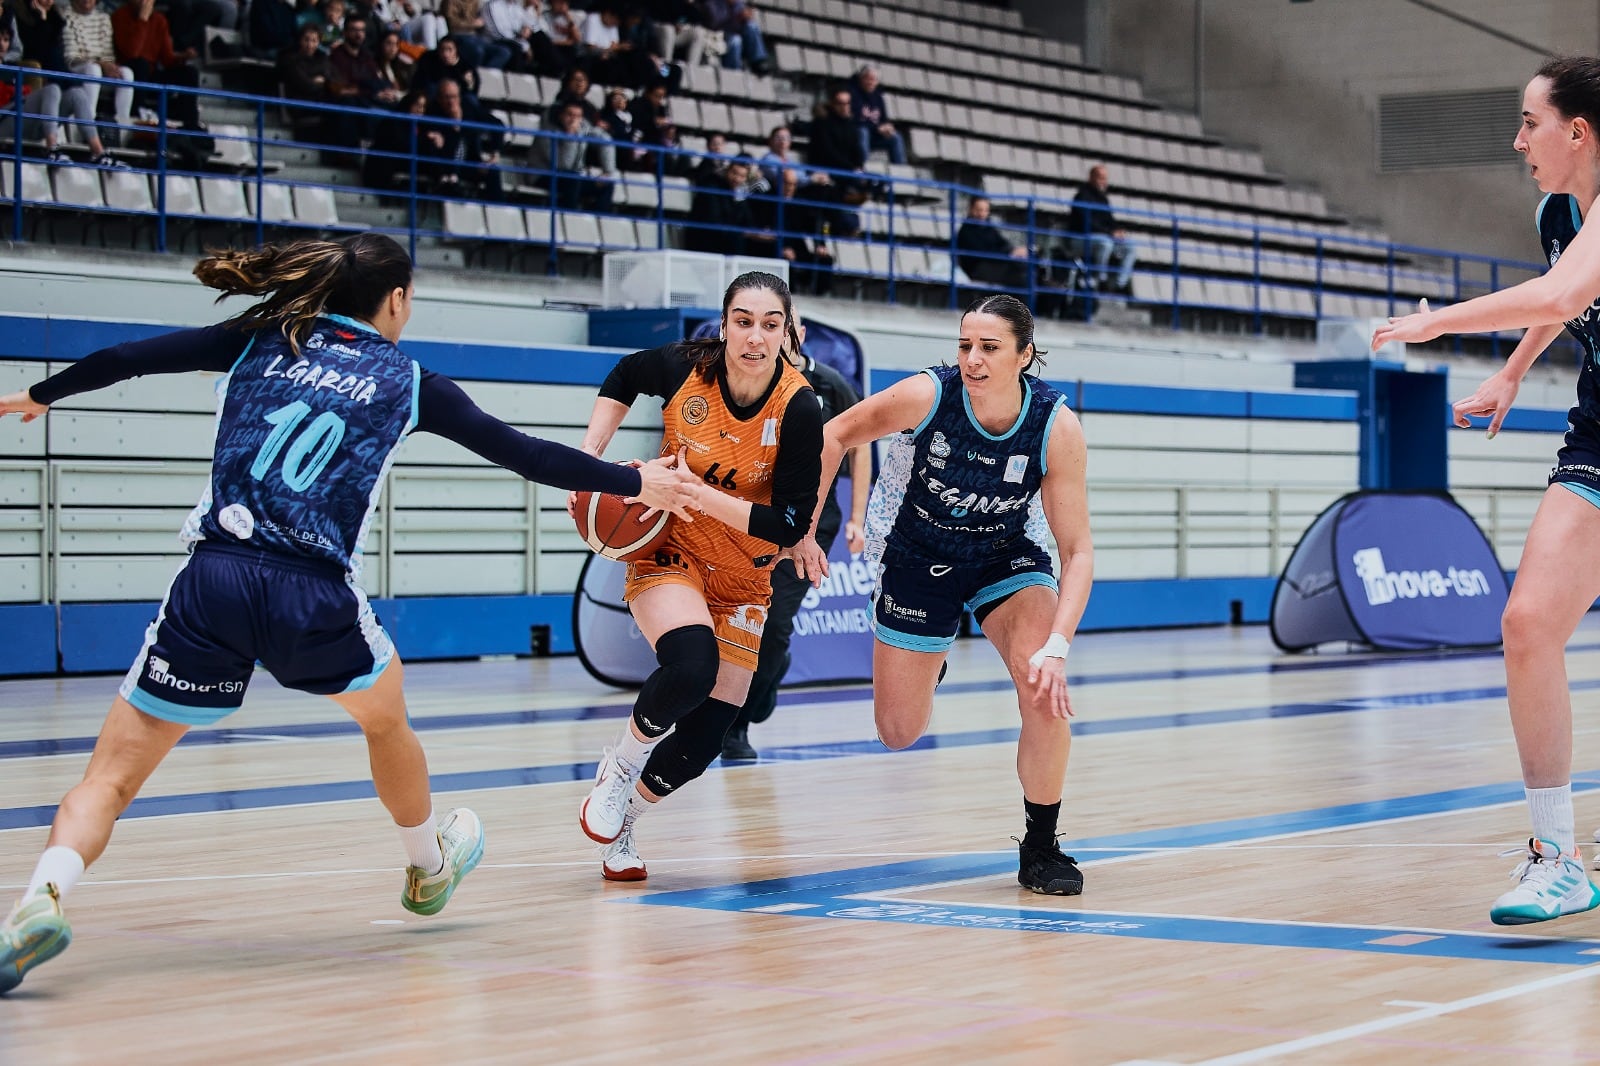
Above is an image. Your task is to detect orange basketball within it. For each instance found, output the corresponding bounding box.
[572,490,673,562]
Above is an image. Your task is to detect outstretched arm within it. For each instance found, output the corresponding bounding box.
[1030,406,1093,718]
[3,324,251,416]
[416,372,696,515]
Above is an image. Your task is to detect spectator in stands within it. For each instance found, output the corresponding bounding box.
[758,124,824,190]
[413,35,480,100]
[807,85,869,204]
[421,75,503,198]
[691,129,729,184]
[112,0,203,129]
[848,65,904,166]
[0,19,121,166]
[701,0,767,75]
[760,167,833,295]
[302,0,345,47]
[327,16,389,107]
[9,0,126,164]
[598,85,648,170]
[957,196,1029,289]
[279,22,330,102]
[364,87,428,192]
[537,98,616,210]
[163,0,237,57]
[687,155,774,256]
[629,78,683,172]
[535,0,579,75]
[376,0,446,53]
[442,0,512,70]
[546,64,598,126]
[650,0,709,70]
[374,29,415,95]
[247,0,299,59]
[579,4,669,91]
[1068,164,1137,293]
[63,0,133,147]
[483,0,536,72]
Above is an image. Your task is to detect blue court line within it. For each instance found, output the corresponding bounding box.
[3,636,1582,764]
[1,679,1591,830]
[626,828,1600,967]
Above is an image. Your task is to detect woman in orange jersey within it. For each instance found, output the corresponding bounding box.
[573,271,823,881]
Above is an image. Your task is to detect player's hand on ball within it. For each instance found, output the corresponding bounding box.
[0,391,47,422]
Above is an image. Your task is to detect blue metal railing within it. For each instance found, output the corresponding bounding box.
[0,64,1566,361]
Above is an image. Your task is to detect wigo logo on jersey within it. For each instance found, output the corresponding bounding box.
[1350,547,1493,607]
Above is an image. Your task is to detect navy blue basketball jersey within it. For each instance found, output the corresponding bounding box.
[866,365,1067,566]
[1537,193,1600,446]
[182,314,418,575]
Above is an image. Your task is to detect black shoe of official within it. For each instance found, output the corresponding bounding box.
[721,723,758,761]
[1016,838,1084,896]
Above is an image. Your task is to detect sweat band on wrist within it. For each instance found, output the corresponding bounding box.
[1027,633,1071,670]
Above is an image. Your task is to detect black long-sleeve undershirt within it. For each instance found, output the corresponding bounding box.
[26,322,644,498]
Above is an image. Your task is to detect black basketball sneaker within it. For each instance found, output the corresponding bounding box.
[1016,839,1084,896]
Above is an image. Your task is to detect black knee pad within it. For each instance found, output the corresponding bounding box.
[640,698,742,794]
[631,624,719,737]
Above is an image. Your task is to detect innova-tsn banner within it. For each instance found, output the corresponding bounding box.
[1272,491,1509,652]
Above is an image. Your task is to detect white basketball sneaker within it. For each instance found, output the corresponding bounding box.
[1490,838,1600,925]
[601,826,648,882]
[580,747,641,844]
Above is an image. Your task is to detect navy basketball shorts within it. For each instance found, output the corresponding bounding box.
[872,544,1058,653]
[119,542,396,726]
[1550,437,1600,511]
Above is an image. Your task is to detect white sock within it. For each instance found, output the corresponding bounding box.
[619,789,655,835]
[398,809,444,875]
[616,722,664,770]
[1526,785,1576,855]
[27,846,86,900]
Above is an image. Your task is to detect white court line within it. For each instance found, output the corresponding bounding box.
[1181,964,1600,1065]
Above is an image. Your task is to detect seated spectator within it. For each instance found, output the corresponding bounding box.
[412,35,480,99]
[363,86,428,191]
[806,85,869,203]
[580,4,671,91]
[112,0,203,129]
[1067,164,1138,293]
[64,0,134,146]
[535,0,579,75]
[760,167,833,294]
[537,98,616,210]
[442,0,512,69]
[0,16,124,166]
[327,16,389,107]
[374,0,446,53]
[629,79,683,173]
[421,75,503,198]
[483,0,532,71]
[546,64,597,126]
[686,155,772,256]
[248,0,299,59]
[691,129,729,184]
[702,0,767,74]
[757,124,825,191]
[374,29,416,95]
[651,0,708,69]
[848,65,904,166]
[956,196,1029,288]
[598,86,649,171]
[278,23,330,103]
[299,0,344,47]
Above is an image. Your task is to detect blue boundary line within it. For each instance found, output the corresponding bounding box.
[3,637,1575,764]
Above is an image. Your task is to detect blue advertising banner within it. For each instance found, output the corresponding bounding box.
[780,523,876,685]
[1273,490,1509,652]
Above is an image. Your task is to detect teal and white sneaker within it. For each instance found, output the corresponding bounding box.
[0,884,73,994]
[402,808,485,916]
[1490,838,1600,926]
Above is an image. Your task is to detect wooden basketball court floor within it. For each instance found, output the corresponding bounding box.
[6,619,1600,1065]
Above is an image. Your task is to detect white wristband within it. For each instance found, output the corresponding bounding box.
[1027,633,1071,670]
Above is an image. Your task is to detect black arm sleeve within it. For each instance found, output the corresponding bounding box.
[415,371,643,496]
[597,345,696,408]
[746,388,824,547]
[28,323,253,406]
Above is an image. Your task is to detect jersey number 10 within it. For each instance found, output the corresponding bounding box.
[250,401,346,492]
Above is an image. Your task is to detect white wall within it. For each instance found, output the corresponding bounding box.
[1100,0,1599,262]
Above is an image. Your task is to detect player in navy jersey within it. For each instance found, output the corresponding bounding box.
[0,234,697,993]
[789,294,1094,895]
[1373,57,1600,925]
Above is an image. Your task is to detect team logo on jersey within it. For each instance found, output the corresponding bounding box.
[727,603,768,635]
[929,431,952,459]
[682,395,710,425]
[762,418,778,446]
[928,565,952,577]
[1551,239,1563,266]
[1004,455,1029,483]
[217,503,255,540]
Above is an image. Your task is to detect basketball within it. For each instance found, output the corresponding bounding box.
[572,490,672,562]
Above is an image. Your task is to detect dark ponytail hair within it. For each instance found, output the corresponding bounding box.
[677,270,803,380]
[193,233,414,354]
[962,293,1047,372]
[1536,55,1600,134]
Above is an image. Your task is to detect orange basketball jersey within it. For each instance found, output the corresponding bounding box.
[658,360,813,566]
